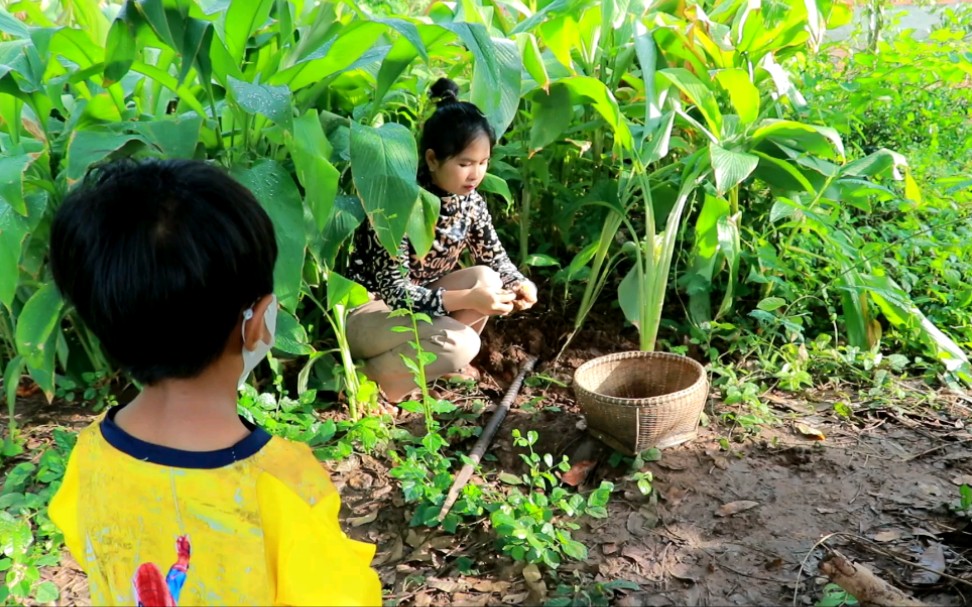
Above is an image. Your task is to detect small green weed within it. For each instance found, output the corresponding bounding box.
[237,386,390,461]
[487,429,612,568]
[546,575,641,607]
[0,428,75,606]
[950,484,972,517]
[54,370,119,412]
[816,583,859,607]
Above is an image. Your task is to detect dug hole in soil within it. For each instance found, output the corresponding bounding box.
[23,310,972,606]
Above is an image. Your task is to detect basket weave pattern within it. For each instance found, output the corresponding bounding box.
[573,351,708,455]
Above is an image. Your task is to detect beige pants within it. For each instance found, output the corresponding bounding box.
[346,266,502,402]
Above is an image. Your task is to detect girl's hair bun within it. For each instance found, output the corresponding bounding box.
[429,77,460,107]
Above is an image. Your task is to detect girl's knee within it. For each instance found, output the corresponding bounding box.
[436,323,481,368]
[470,265,503,291]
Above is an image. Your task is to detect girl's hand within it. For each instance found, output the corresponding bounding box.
[467,286,516,316]
[511,281,538,312]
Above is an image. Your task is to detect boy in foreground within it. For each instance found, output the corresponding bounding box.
[48,158,381,606]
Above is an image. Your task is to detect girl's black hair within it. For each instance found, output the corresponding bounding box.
[418,78,496,183]
[50,158,278,385]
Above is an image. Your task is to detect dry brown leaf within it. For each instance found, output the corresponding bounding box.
[427,577,462,593]
[951,475,972,486]
[816,507,838,514]
[455,594,491,607]
[795,423,826,440]
[602,543,619,556]
[872,529,904,543]
[626,512,650,537]
[664,486,690,506]
[525,578,547,605]
[911,543,946,585]
[415,591,433,607]
[372,534,403,566]
[501,592,529,604]
[348,511,377,527]
[716,500,759,517]
[562,459,597,487]
[405,529,427,548]
[470,579,511,593]
[427,535,455,550]
[522,563,542,583]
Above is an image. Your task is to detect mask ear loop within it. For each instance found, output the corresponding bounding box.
[242,307,254,340]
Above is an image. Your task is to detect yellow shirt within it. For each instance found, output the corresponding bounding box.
[48,407,382,606]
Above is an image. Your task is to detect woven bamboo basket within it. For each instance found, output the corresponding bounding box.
[573,351,708,455]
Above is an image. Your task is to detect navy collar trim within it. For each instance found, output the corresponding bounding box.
[100,404,272,469]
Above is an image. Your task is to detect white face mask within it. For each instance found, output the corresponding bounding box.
[239,294,277,388]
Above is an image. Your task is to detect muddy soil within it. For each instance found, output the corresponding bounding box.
[10,313,972,606]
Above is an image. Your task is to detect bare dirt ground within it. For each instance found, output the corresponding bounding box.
[10,312,972,606]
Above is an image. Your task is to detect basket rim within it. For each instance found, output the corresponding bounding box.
[573,350,707,408]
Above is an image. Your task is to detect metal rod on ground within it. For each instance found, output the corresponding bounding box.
[437,354,538,522]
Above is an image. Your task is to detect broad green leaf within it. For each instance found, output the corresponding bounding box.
[710,144,758,195]
[443,23,522,136]
[525,254,560,267]
[132,116,204,159]
[0,153,31,216]
[4,356,25,418]
[227,76,293,130]
[753,151,817,194]
[134,0,215,87]
[515,32,549,90]
[0,8,30,39]
[903,169,921,205]
[757,297,786,312]
[558,76,633,150]
[839,148,905,178]
[350,121,420,256]
[104,18,137,84]
[376,18,430,62]
[837,267,876,349]
[271,21,385,90]
[222,0,273,64]
[407,190,440,259]
[327,271,369,311]
[68,0,110,43]
[50,28,103,73]
[530,84,572,149]
[635,31,661,132]
[231,161,305,312]
[0,191,32,307]
[752,119,844,160]
[684,193,729,326]
[641,111,675,164]
[286,111,338,232]
[714,68,760,125]
[15,283,63,399]
[864,272,971,385]
[374,36,419,113]
[274,308,314,356]
[657,68,722,136]
[538,14,578,72]
[65,129,146,184]
[479,173,512,204]
[130,61,208,118]
[618,264,642,330]
[320,195,365,267]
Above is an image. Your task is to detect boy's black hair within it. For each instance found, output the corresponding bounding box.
[50,158,278,385]
[418,78,496,183]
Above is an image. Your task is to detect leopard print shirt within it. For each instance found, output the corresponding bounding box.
[347,186,526,317]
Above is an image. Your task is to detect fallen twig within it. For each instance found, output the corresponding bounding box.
[437,355,538,522]
[904,437,972,462]
[820,554,926,607]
